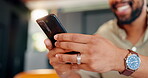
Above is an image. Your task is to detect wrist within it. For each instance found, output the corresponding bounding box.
[114,49,129,72]
[118,49,141,76]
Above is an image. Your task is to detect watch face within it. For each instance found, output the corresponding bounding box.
[126,54,141,70]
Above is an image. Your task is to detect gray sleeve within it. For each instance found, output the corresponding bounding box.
[77,70,101,78]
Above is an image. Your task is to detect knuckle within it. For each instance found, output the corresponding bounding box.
[87,56,93,64]
[66,34,71,40]
[87,47,95,54]
[50,60,55,65]
[58,55,64,62]
[64,42,72,50]
[90,35,102,44]
[82,45,89,53]
[89,63,100,72]
[67,56,75,62]
[70,35,76,41]
[48,52,53,58]
[89,36,96,43]
[91,64,97,68]
[90,64,95,69]
[72,35,79,41]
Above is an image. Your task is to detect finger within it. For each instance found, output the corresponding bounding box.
[48,48,63,57]
[50,56,81,70]
[55,42,89,53]
[55,54,87,64]
[48,48,71,58]
[54,33,93,44]
[49,57,80,74]
[49,56,59,66]
[44,39,53,50]
[49,56,68,65]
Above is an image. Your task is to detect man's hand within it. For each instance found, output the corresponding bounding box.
[44,39,81,78]
[53,33,128,73]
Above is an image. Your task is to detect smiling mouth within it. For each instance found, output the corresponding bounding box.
[117,5,130,12]
[112,1,133,11]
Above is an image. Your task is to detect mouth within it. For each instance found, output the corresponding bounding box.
[112,1,133,11]
[112,1,133,15]
[117,5,130,13]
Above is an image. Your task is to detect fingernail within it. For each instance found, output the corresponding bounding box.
[47,40,51,45]
[44,39,52,49]
[44,39,48,44]
[55,54,60,58]
[55,42,59,47]
[54,35,58,40]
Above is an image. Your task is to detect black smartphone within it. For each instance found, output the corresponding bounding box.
[36,14,79,55]
[36,14,67,46]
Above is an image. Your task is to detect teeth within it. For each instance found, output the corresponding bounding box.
[117,5,130,12]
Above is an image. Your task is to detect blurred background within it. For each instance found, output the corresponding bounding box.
[0,0,117,78]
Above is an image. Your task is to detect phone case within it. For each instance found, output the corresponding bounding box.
[36,14,79,55]
[36,14,67,46]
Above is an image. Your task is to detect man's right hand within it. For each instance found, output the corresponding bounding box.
[44,39,81,78]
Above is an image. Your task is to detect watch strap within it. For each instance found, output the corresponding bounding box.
[120,68,135,76]
[119,49,138,76]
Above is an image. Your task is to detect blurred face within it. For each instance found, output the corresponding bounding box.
[109,0,144,25]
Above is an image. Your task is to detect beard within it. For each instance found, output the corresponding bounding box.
[112,0,144,25]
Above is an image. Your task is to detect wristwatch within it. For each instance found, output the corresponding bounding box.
[120,49,141,76]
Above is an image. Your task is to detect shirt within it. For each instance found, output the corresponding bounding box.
[78,19,148,78]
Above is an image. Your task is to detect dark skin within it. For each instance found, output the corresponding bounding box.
[44,0,148,78]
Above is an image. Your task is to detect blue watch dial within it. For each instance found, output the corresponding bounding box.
[126,54,141,70]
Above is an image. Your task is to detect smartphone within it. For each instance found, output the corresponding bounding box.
[36,14,67,46]
[36,14,79,55]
